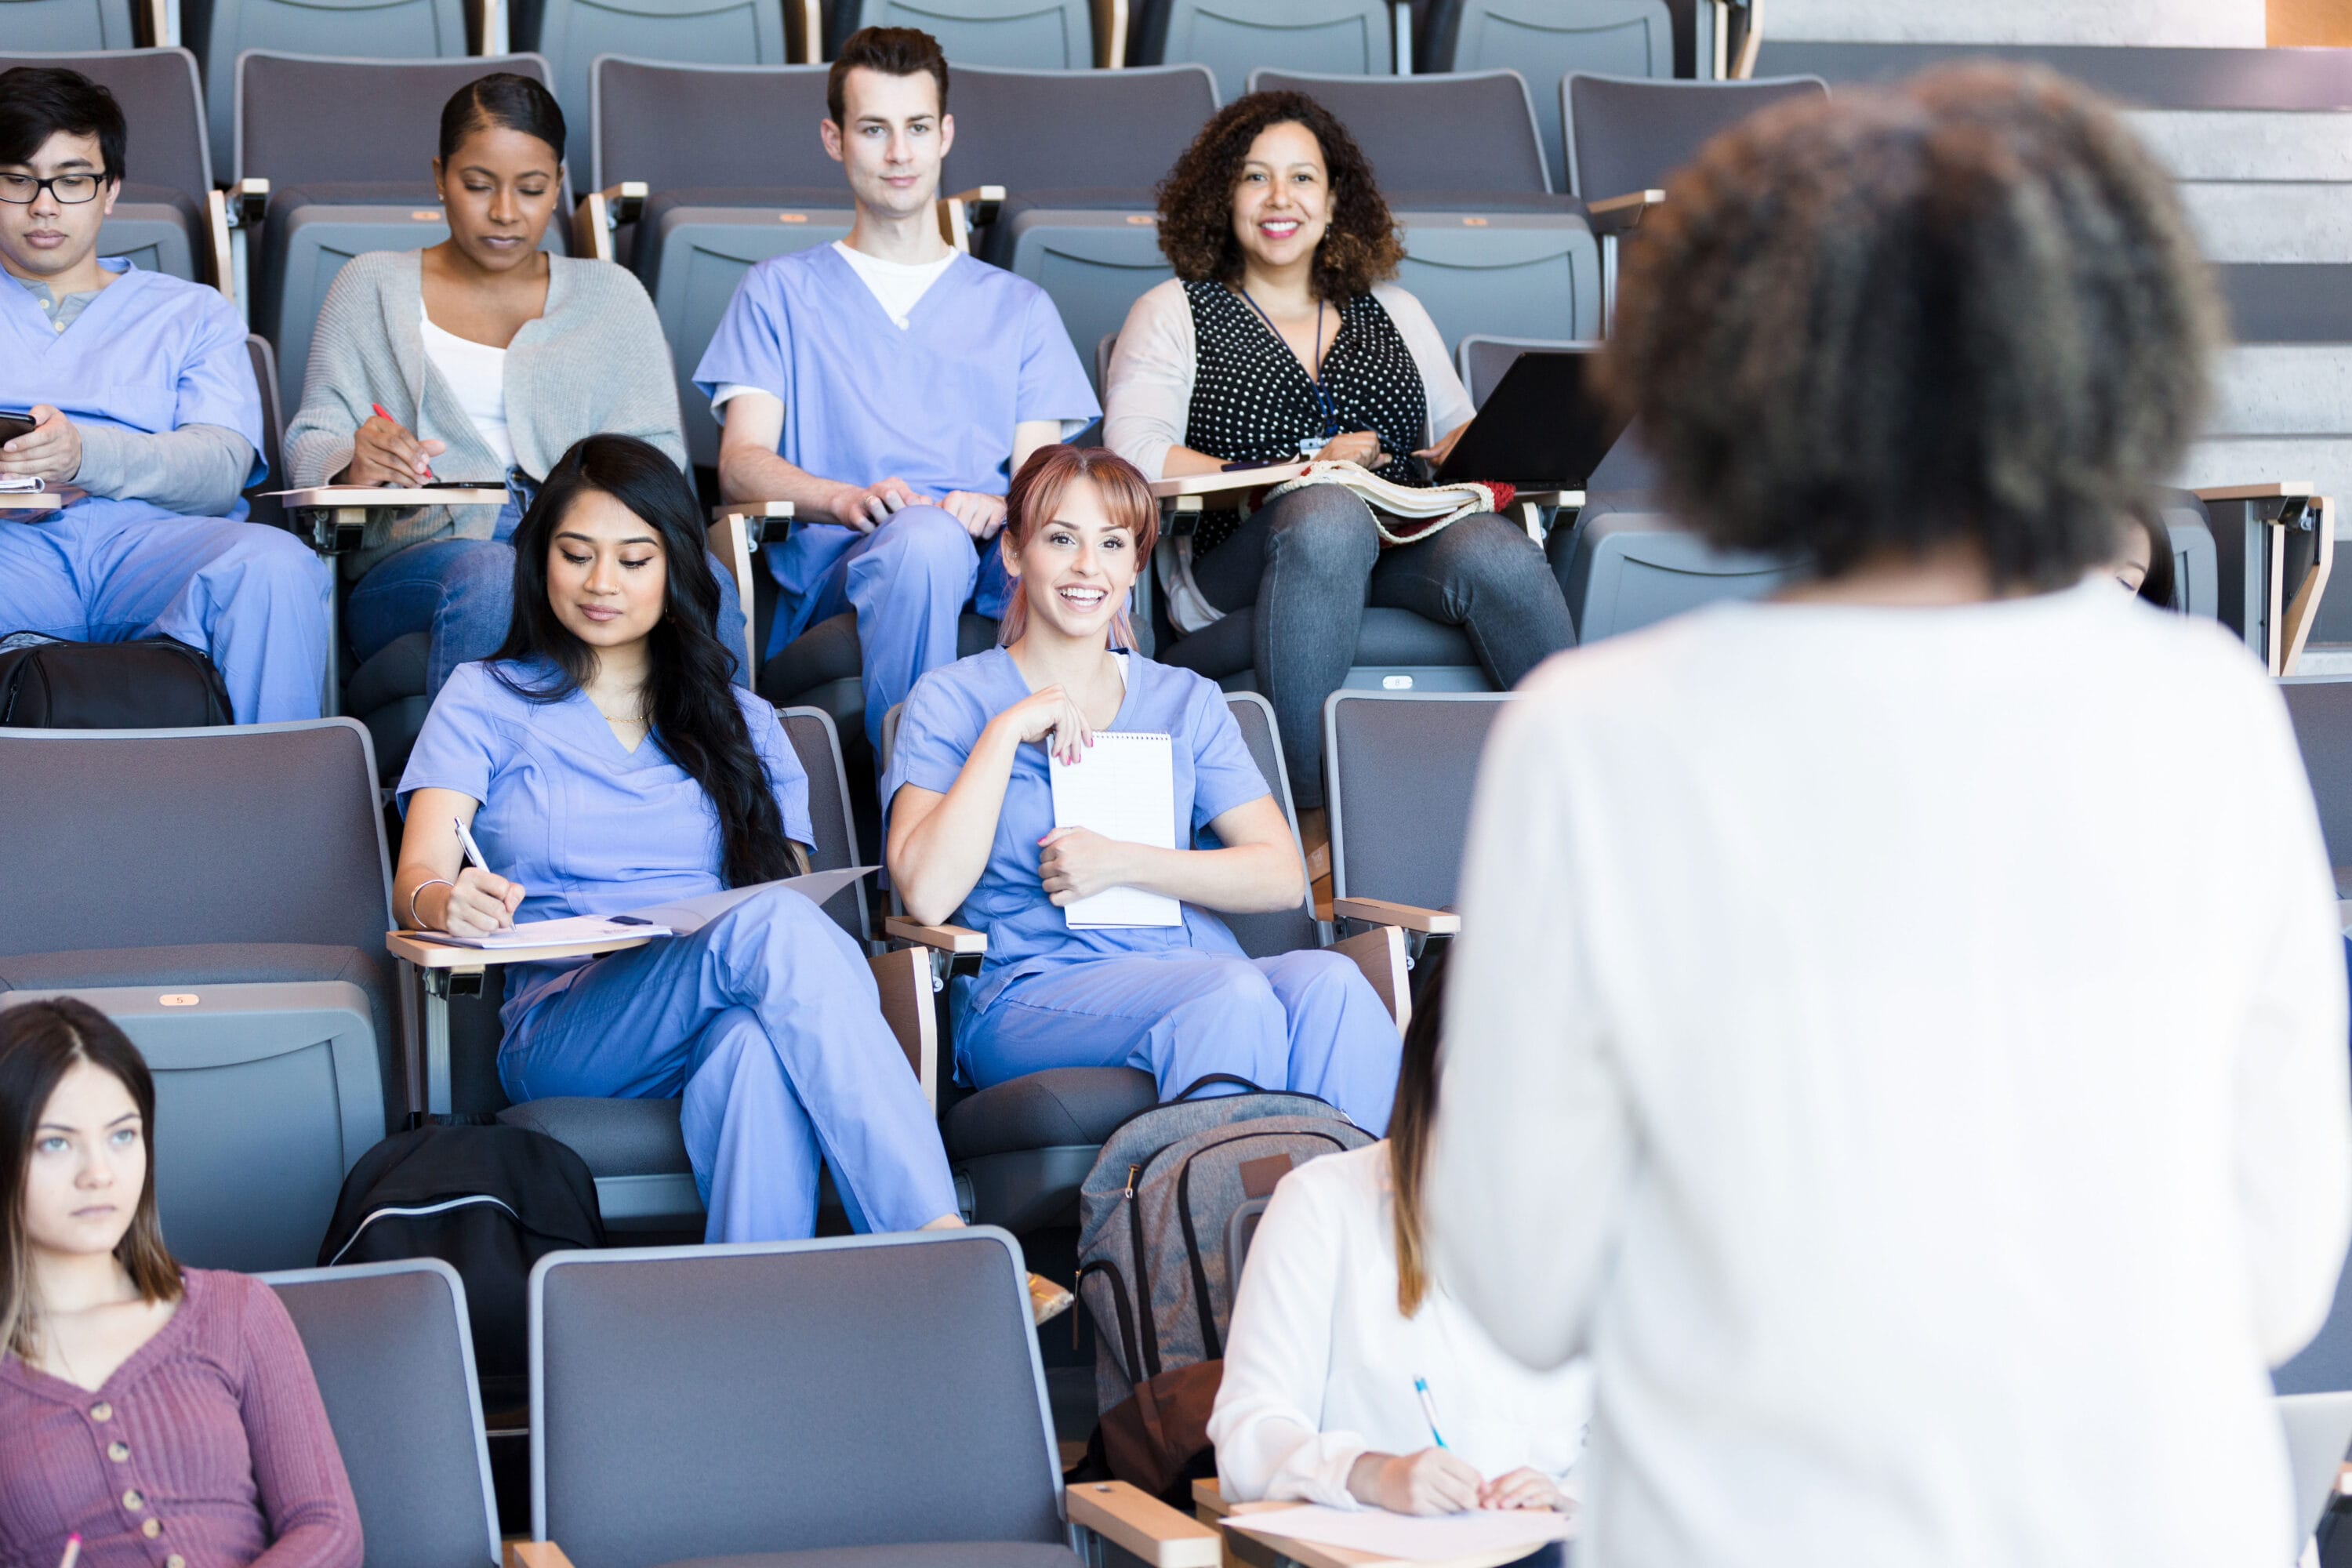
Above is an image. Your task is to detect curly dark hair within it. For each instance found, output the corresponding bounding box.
[1599,64,2220,590]
[1155,90,1405,299]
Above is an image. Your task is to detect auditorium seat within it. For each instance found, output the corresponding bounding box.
[829,0,1106,67]
[189,0,471,180]
[0,722,402,1272]
[0,0,141,53]
[586,56,849,470]
[519,0,788,176]
[1551,496,1806,641]
[2279,675,2352,894]
[0,47,222,289]
[1249,68,1602,345]
[942,61,1219,396]
[1322,689,1508,915]
[1420,0,1674,191]
[1136,0,1401,103]
[883,693,1425,1234]
[262,1259,503,1568]
[241,51,568,416]
[412,706,874,1234]
[528,1232,1217,1564]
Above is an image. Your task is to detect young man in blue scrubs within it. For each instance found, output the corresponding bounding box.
[0,66,330,724]
[695,26,1099,755]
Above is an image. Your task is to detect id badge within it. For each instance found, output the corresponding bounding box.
[1296,435,1325,459]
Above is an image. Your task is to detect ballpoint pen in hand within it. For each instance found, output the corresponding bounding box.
[372,401,435,481]
[1414,1376,1450,1450]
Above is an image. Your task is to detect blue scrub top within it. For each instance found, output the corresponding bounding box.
[398,658,817,1025]
[2,259,267,527]
[689,246,1100,641]
[881,647,1274,1020]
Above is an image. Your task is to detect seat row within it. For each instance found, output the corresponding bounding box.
[12,0,1759,180]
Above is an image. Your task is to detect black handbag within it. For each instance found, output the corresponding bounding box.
[0,631,234,728]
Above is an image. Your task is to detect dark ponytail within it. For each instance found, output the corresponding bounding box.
[491,435,806,887]
[438,71,565,165]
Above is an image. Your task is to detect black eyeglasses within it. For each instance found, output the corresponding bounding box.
[0,172,104,205]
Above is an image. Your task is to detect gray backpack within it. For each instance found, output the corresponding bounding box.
[1076,1076,1374,1495]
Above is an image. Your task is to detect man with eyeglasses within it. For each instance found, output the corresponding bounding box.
[0,65,329,723]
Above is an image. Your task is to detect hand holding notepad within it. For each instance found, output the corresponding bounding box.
[1047,732,1183,929]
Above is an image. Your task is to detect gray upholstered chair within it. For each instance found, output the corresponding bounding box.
[1134,0,1399,104]
[1321,690,1510,920]
[524,1229,1219,1567]
[1549,498,1806,643]
[0,722,400,1271]
[192,0,471,180]
[1421,0,1674,191]
[261,1259,501,1568]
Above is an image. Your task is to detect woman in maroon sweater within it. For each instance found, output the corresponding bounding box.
[0,999,361,1568]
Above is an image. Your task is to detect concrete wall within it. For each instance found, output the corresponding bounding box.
[1769,0,2264,48]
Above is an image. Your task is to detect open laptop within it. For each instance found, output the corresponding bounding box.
[1434,345,1628,492]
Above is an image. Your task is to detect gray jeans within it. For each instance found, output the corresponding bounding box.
[1188,484,1574,809]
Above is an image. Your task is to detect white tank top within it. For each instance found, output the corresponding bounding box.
[418,299,514,474]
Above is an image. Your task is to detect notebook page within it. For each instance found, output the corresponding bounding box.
[1049,731,1182,929]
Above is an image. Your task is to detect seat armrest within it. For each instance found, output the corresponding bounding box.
[205,190,235,303]
[884,916,987,956]
[1329,924,1411,1037]
[504,1544,575,1568]
[274,488,507,557]
[706,503,793,684]
[1066,1481,1222,1568]
[2193,482,2317,503]
[1587,188,1666,237]
[1091,0,1129,66]
[232,176,270,229]
[937,185,1007,253]
[571,182,648,263]
[1150,465,1312,506]
[0,492,65,514]
[1331,897,1461,935]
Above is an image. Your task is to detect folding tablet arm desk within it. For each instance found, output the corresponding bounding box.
[2197,484,2336,677]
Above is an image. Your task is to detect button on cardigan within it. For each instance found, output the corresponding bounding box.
[0,1269,361,1568]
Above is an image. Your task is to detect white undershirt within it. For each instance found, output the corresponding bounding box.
[712,243,959,419]
[419,299,514,473]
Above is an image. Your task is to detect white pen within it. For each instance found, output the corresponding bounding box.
[455,815,492,876]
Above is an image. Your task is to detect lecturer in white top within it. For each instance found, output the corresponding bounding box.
[1428,67,2352,1568]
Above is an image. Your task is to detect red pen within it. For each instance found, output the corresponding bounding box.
[370,402,434,481]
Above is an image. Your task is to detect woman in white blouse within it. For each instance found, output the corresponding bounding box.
[1429,69,2352,1568]
[1210,949,1590,1525]
[1103,90,1571,837]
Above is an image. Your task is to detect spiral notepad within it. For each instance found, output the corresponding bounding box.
[1048,731,1182,929]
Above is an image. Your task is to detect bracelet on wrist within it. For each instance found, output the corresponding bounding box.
[407,877,454,929]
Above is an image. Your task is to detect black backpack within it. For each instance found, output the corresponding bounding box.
[318,1123,604,1394]
[0,632,233,728]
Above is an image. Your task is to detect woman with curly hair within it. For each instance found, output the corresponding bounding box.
[1103,91,1572,830]
[1430,66,2350,1566]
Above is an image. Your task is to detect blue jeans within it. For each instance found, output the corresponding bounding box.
[347,537,753,699]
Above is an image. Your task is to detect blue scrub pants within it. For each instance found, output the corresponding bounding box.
[0,509,331,722]
[961,949,1402,1135]
[497,887,959,1243]
[801,504,1011,755]
[348,539,755,699]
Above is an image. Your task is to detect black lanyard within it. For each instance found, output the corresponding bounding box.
[1239,289,1341,447]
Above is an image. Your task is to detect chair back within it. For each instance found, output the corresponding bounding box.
[198,0,470,176]
[245,333,288,535]
[1455,332,1586,408]
[1138,0,1392,106]
[779,706,869,943]
[1422,0,1672,190]
[592,56,834,191]
[531,1231,1065,1565]
[262,1260,501,1568]
[1562,503,1806,642]
[945,62,1219,194]
[2280,676,2352,880]
[526,0,785,168]
[2280,1391,2352,1540]
[1563,71,1825,198]
[0,0,136,51]
[0,46,211,198]
[1215,691,1323,958]
[1323,691,1508,910]
[238,50,558,187]
[833,0,1096,68]
[1248,67,1550,196]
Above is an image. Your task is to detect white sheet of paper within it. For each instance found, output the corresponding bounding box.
[1229,1503,1572,1565]
[1048,732,1181,929]
[411,867,874,948]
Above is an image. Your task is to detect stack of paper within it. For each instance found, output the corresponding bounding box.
[405,866,875,948]
[1228,1503,1573,1566]
[1048,733,1182,929]
[0,475,45,493]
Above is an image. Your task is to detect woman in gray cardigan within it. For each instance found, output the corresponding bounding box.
[285,72,743,698]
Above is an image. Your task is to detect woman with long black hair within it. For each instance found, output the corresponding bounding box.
[391,434,959,1244]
